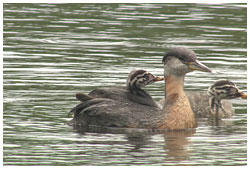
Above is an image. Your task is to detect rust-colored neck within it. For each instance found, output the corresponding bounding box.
[164,75,185,98]
[160,75,197,130]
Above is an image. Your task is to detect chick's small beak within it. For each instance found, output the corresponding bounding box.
[148,74,164,83]
[153,76,164,82]
[239,91,247,99]
[188,60,212,73]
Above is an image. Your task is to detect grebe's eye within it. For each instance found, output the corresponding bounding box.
[179,57,184,61]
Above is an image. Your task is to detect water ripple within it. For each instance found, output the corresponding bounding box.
[3,3,246,166]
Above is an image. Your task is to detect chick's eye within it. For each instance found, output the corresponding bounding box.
[143,74,149,80]
[230,88,237,93]
[225,87,236,94]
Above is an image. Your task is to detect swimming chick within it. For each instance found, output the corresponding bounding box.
[178,80,246,118]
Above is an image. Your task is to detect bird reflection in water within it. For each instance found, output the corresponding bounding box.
[163,129,195,162]
[73,125,195,162]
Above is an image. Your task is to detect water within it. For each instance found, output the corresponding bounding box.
[3,3,247,166]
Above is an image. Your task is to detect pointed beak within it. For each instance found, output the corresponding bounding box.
[233,90,247,99]
[239,91,247,99]
[188,60,212,73]
[153,76,164,82]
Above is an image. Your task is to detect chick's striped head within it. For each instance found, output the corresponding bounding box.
[127,70,163,89]
[208,80,246,100]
